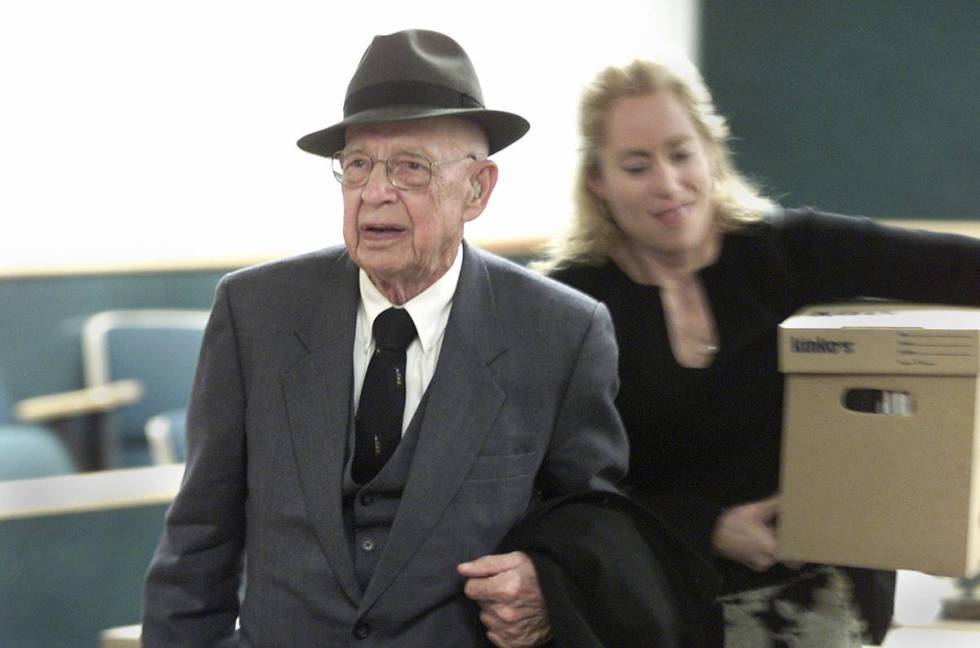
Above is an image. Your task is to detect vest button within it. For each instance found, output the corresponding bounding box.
[353,622,371,639]
[360,538,376,552]
[360,493,375,506]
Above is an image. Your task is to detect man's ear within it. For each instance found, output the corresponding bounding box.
[463,161,498,222]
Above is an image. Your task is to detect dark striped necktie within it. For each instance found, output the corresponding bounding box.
[352,307,417,484]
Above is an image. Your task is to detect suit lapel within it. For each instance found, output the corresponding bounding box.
[360,243,508,611]
[283,250,362,603]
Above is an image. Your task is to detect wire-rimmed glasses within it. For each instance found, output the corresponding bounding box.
[331,152,475,190]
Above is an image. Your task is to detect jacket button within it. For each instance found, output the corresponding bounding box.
[353,623,371,639]
[360,493,375,506]
[360,538,376,552]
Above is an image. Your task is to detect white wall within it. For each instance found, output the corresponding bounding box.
[0,0,698,271]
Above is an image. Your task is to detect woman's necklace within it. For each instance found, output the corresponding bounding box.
[660,277,720,366]
[693,334,720,356]
[679,323,720,357]
[611,242,722,363]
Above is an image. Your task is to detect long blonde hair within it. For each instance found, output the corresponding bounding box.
[533,58,774,273]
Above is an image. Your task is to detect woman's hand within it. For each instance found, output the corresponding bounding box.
[712,495,782,571]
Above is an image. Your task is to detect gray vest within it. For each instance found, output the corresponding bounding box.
[342,396,428,591]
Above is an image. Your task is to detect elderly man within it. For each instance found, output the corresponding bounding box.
[142,29,627,647]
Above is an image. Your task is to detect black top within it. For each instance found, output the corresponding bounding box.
[550,207,980,595]
[500,491,722,648]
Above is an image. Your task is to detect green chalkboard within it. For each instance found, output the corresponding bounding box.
[700,1,979,220]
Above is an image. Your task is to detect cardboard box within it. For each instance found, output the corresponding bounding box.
[777,303,980,577]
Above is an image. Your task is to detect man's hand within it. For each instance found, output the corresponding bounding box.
[712,495,783,571]
[457,551,552,648]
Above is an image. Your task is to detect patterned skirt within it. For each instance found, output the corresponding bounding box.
[719,566,866,648]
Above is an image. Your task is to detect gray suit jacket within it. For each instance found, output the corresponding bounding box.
[142,242,628,647]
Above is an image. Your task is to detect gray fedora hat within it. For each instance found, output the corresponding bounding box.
[296,29,530,157]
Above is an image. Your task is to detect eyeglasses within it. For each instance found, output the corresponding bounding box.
[331,152,475,190]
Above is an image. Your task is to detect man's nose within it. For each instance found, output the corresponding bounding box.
[360,161,397,203]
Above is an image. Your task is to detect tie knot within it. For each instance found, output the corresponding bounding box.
[373,308,417,352]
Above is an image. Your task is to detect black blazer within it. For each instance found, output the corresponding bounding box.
[500,491,723,648]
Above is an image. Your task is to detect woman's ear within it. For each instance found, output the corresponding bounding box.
[586,166,607,201]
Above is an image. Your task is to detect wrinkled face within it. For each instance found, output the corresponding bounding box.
[589,91,716,260]
[341,118,486,295]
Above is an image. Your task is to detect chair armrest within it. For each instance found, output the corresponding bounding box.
[13,380,143,423]
[145,408,186,465]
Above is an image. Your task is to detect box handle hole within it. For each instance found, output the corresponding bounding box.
[842,389,915,415]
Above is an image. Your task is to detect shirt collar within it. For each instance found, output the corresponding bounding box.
[357,244,464,355]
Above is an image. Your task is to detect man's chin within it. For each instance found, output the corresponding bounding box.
[363,263,417,289]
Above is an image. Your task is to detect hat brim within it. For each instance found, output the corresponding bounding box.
[296,105,530,157]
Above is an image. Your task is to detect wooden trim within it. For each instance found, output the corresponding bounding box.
[0,222,975,280]
[0,253,282,280]
[99,625,142,648]
[880,220,980,238]
[471,236,548,258]
[0,237,551,280]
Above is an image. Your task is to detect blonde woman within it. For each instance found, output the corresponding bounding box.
[537,58,980,647]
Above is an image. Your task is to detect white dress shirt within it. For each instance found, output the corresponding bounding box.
[353,246,463,433]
